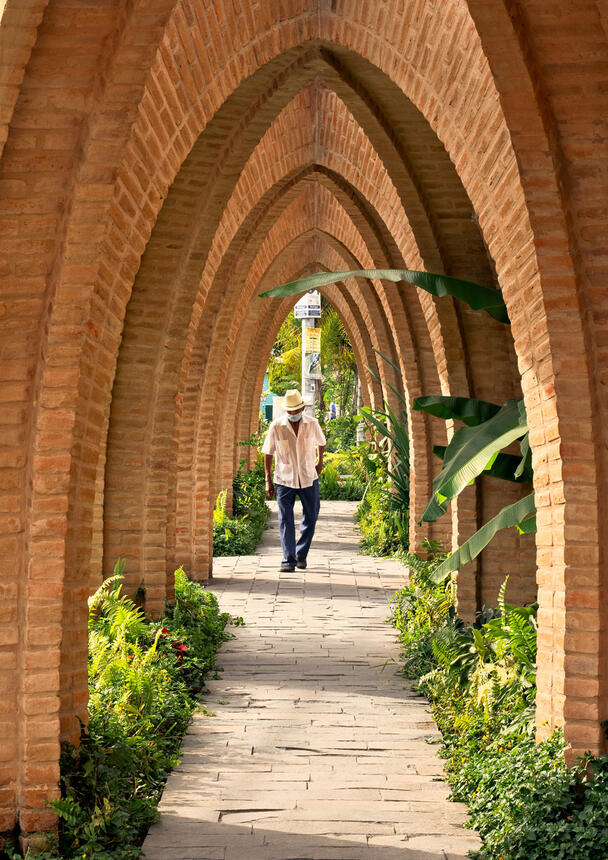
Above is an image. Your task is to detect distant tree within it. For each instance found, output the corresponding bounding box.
[320,304,356,415]
[268,310,301,394]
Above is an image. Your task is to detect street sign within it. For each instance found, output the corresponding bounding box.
[303,327,321,352]
[294,290,321,318]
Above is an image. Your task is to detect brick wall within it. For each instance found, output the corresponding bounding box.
[0,0,605,843]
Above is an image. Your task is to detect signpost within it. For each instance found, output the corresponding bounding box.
[295,290,322,414]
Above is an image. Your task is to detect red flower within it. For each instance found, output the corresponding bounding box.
[171,641,189,665]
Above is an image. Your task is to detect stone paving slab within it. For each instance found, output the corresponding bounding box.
[143,501,480,860]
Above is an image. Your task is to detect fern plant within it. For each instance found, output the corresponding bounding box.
[47,562,235,859]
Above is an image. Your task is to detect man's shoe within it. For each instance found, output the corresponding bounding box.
[280,562,295,572]
[296,557,307,569]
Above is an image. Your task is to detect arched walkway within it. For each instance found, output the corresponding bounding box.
[0,0,606,842]
[143,501,481,859]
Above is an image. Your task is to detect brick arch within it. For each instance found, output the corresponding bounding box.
[100,49,517,615]
[217,229,384,485]
[464,0,607,759]
[106,66,484,604]
[213,228,393,545]
[40,6,528,772]
[1,0,605,839]
[169,174,408,583]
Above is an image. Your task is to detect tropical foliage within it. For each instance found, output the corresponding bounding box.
[357,479,409,555]
[260,267,509,323]
[261,268,536,580]
[25,564,238,860]
[391,543,608,859]
[318,449,367,501]
[268,309,301,395]
[268,302,358,413]
[324,414,358,452]
[361,350,410,512]
[320,305,357,415]
[213,453,270,556]
[413,393,535,582]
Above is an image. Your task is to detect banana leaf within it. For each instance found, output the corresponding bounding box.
[432,444,532,484]
[420,399,528,523]
[517,514,537,535]
[259,269,509,324]
[515,433,532,480]
[414,395,501,427]
[429,492,536,583]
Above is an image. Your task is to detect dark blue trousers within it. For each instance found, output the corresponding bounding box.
[275,480,321,566]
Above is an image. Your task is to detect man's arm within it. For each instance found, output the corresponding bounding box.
[264,453,275,499]
[315,444,325,476]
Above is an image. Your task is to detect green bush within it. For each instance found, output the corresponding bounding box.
[389,544,608,859]
[318,451,366,501]
[213,456,270,556]
[41,564,237,860]
[356,480,409,555]
[324,415,358,452]
[455,731,608,860]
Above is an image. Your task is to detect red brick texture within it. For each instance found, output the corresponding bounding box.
[0,0,605,840]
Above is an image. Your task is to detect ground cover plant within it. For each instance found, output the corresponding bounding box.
[324,414,358,453]
[15,564,239,860]
[213,452,270,556]
[390,542,608,859]
[356,478,409,555]
[354,386,410,556]
[318,447,367,501]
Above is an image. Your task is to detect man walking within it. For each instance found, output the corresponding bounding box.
[262,389,326,572]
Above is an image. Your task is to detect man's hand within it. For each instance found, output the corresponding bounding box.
[264,453,275,500]
[316,444,325,477]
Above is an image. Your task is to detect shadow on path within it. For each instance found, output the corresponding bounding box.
[143,501,480,860]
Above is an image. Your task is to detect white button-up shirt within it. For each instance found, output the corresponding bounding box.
[261,414,326,489]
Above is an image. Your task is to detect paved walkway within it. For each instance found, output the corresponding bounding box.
[143,501,480,860]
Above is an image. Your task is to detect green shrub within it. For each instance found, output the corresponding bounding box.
[356,480,408,555]
[457,730,608,859]
[213,456,270,556]
[43,564,236,860]
[389,545,608,859]
[324,415,358,452]
[318,455,366,501]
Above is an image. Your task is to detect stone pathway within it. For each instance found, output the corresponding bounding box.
[143,501,480,860]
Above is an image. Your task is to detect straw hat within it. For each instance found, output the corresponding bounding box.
[283,389,306,411]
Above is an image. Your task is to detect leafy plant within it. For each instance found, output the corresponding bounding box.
[418,398,528,523]
[324,414,358,452]
[260,268,509,323]
[320,305,357,415]
[429,493,536,583]
[356,480,409,555]
[45,564,235,859]
[413,393,536,582]
[359,352,410,513]
[318,458,365,500]
[388,545,608,859]
[213,456,270,556]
